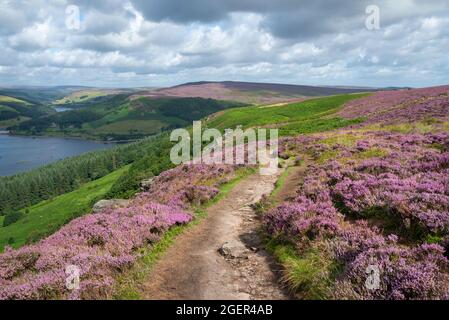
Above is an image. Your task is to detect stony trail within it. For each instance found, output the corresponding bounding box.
[140,172,289,300]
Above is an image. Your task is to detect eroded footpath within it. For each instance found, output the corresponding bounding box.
[140,172,289,299]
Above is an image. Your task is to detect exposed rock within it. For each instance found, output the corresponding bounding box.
[140,177,155,191]
[218,240,250,259]
[92,199,129,213]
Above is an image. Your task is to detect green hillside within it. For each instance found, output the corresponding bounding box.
[11,95,244,140]
[0,166,128,251]
[0,86,87,104]
[0,95,52,128]
[0,95,31,105]
[206,93,369,136]
[54,89,115,104]
[0,92,371,253]
[51,88,138,109]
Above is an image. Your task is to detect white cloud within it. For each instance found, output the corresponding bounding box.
[8,19,54,50]
[0,0,448,87]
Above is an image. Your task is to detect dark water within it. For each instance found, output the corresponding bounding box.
[0,134,115,176]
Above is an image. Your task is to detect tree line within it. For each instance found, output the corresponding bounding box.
[0,133,173,214]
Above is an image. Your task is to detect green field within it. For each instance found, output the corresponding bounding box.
[207,93,368,136]
[0,94,52,126]
[13,96,243,140]
[54,90,113,104]
[0,95,31,105]
[0,104,18,112]
[0,165,129,251]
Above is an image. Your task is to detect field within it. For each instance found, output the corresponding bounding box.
[0,94,52,125]
[264,128,449,299]
[53,90,118,105]
[0,165,128,251]
[0,95,31,105]
[12,96,243,140]
[206,93,368,135]
[258,86,449,299]
[0,105,18,112]
[8,85,371,141]
[0,86,87,104]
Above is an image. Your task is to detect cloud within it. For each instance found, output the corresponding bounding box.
[0,0,448,87]
[8,19,55,51]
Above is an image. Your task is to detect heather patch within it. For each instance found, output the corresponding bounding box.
[265,131,449,299]
[0,164,238,300]
[340,86,449,125]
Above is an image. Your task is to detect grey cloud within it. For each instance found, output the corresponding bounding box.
[130,0,449,40]
[130,0,303,24]
[131,0,226,23]
[72,0,126,13]
[81,10,132,35]
[130,0,372,39]
[1,0,449,88]
[0,9,27,36]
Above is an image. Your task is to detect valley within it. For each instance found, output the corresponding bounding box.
[2,81,374,142]
[0,83,448,301]
[2,0,448,304]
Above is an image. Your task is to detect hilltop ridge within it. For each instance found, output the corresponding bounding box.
[133,80,380,104]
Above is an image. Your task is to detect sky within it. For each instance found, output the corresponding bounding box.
[0,0,448,88]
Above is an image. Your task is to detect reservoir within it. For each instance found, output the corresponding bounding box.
[0,134,115,176]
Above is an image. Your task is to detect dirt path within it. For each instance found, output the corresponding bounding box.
[140,172,289,300]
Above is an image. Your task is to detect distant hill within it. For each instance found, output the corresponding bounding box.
[51,88,139,109]
[0,94,52,129]
[134,81,379,104]
[10,95,244,140]
[0,86,90,105]
[2,81,381,137]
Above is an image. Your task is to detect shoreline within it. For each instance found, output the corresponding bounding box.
[6,131,141,144]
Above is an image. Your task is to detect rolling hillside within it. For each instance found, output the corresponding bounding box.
[0,166,129,250]
[2,82,379,135]
[52,88,141,109]
[10,94,244,140]
[0,86,88,105]
[206,93,369,136]
[134,81,379,104]
[1,85,449,300]
[0,94,52,129]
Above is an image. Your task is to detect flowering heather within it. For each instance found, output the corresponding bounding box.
[339,86,449,125]
[334,242,449,300]
[264,195,342,239]
[265,130,449,299]
[135,163,236,208]
[0,164,237,300]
